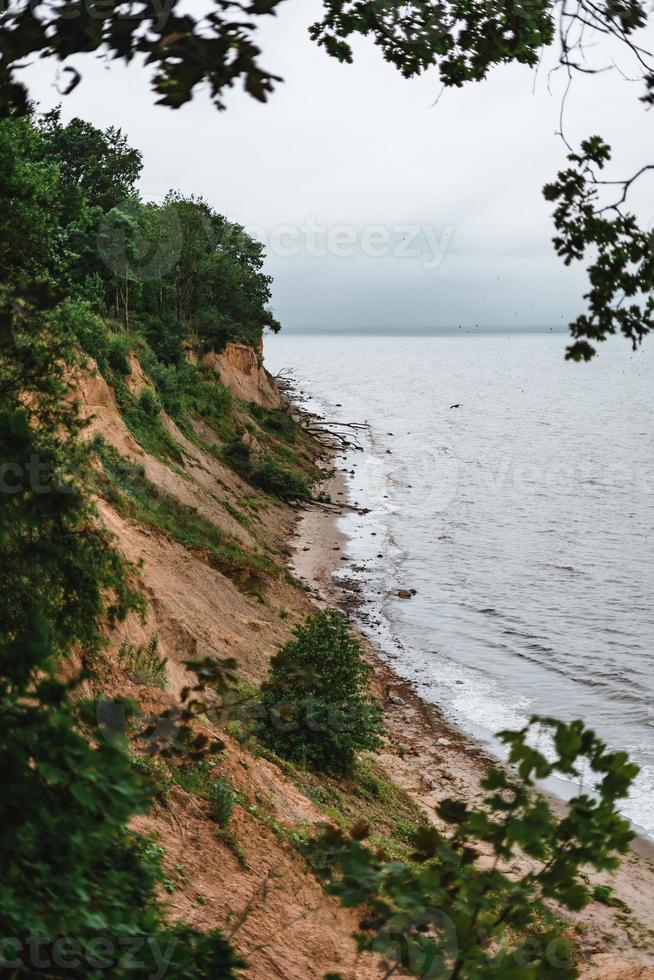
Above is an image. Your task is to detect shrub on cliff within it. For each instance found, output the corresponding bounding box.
[257,611,385,774]
[252,455,311,502]
[221,439,311,502]
[209,775,238,827]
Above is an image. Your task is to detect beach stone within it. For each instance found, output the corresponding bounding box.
[397,589,413,599]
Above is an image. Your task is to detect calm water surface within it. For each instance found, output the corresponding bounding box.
[266,333,654,835]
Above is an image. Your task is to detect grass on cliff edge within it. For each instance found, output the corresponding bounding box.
[92,439,278,592]
[228,718,428,864]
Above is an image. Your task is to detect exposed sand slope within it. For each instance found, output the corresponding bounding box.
[203,341,282,410]
[77,358,383,978]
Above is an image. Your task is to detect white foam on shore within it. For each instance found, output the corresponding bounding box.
[267,334,654,839]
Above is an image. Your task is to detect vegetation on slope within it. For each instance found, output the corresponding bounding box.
[309,717,639,978]
[0,295,242,978]
[93,439,279,591]
[257,611,385,774]
[0,107,297,977]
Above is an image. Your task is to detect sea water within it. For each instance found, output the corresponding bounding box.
[266,332,654,835]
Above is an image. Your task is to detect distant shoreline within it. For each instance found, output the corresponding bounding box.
[273,325,569,336]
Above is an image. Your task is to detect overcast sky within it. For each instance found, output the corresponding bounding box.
[22,1,653,332]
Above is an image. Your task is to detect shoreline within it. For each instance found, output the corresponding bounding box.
[293,467,496,801]
[290,457,654,974]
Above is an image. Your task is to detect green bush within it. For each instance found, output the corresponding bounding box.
[107,332,132,376]
[252,456,310,502]
[58,298,109,367]
[257,611,385,774]
[221,440,311,503]
[138,385,163,417]
[141,352,233,435]
[118,635,168,689]
[209,775,238,827]
[112,378,185,464]
[249,403,297,443]
[221,435,252,471]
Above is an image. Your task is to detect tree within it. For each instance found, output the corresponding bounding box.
[97,204,142,329]
[1,0,650,358]
[6,112,280,355]
[141,191,280,351]
[40,108,143,211]
[309,717,639,978]
[257,610,385,774]
[0,115,70,290]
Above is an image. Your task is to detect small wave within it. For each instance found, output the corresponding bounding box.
[502,627,548,641]
[540,563,587,575]
[526,642,555,655]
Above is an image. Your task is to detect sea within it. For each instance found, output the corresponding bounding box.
[265,332,654,837]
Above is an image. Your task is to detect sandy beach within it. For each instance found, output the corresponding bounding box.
[291,467,654,977]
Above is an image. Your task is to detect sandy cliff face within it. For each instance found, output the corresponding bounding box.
[203,341,283,409]
[75,351,380,979]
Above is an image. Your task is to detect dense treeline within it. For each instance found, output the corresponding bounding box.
[5,108,279,361]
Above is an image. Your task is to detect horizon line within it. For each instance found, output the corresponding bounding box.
[273,325,569,336]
